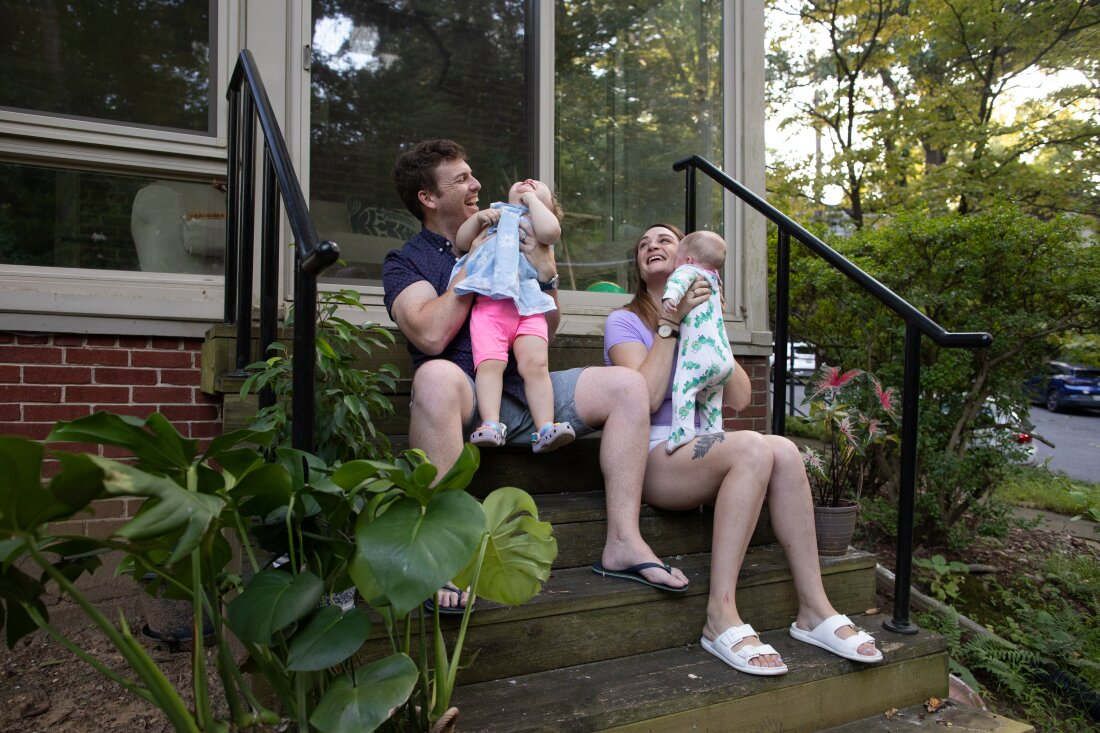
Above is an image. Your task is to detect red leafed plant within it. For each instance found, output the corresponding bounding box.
[799,365,900,507]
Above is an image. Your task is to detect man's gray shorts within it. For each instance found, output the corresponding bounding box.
[461,366,595,445]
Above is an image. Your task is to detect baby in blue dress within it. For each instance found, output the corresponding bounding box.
[450,179,575,453]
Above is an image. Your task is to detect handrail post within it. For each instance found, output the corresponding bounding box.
[884,322,921,634]
[684,164,697,234]
[224,87,240,326]
[292,261,316,452]
[771,228,791,436]
[232,89,257,376]
[258,150,280,410]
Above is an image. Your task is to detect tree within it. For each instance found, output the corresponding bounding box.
[785,206,1100,546]
[767,0,1100,227]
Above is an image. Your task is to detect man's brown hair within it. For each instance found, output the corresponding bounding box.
[392,139,468,222]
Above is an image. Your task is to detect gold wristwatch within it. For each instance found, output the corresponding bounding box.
[657,321,679,338]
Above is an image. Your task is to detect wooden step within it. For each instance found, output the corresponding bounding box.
[530,491,774,568]
[821,700,1034,733]
[451,613,947,733]
[361,544,878,685]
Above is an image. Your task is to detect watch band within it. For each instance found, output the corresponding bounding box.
[539,274,560,291]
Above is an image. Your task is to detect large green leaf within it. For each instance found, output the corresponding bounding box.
[226,570,323,645]
[355,491,484,616]
[88,456,224,564]
[0,562,49,648]
[0,437,86,536]
[454,487,557,606]
[47,413,195,472]
[309,653,418,733]
[286,605,371,671]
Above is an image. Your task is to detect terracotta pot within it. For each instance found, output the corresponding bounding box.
[813,501,858,556]
[429,707,459,733]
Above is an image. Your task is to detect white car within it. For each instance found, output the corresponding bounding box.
[769,341,817,382]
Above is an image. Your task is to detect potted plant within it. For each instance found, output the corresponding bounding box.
[797,365,900,555]
[0,412,555,733]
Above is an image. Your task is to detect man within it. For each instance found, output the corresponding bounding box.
[382,139,688,611]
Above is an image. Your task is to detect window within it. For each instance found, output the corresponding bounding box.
[0,0,216,134]
[0,1,227,278]
[309,0,532,284]
[555,0,725,293]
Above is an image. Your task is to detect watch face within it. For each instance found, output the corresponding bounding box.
[658,324,673,338]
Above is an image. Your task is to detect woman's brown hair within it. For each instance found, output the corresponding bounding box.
[622,222,685,330]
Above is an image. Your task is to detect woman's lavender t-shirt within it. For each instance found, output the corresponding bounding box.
[603,308,675,427]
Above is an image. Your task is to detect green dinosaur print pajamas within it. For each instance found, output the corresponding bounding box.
[662,264,734,453]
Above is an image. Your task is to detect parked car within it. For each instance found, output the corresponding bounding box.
[769,341,817,382]
[1026,361,1100,413]
[972,401,1038,466]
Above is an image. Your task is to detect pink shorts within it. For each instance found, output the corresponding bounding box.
[470,297,548,368]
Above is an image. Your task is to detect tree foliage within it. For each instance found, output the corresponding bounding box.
[768,0,1100,228]
[785,206,1100,545]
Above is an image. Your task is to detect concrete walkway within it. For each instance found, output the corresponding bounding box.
[1012,506,1099,546]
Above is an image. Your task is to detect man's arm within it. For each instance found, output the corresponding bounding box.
[391,278,475,356]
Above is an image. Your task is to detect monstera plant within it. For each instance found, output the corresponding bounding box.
[0,413,556,733]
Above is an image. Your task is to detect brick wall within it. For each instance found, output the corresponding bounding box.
[0,331,223,537]
[727,355,770,434]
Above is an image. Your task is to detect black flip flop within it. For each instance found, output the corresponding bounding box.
[423,583,469,615]
[591,561,689,592]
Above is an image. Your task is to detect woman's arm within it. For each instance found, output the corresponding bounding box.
[722,359,752,411]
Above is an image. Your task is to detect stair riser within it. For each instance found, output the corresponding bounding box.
[359,564,877,685]
[601,653,949,733]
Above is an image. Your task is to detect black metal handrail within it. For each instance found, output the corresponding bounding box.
[673,154,993,634]
[224,49,340,452]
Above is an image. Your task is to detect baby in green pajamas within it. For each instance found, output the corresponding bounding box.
[660,231,734,453]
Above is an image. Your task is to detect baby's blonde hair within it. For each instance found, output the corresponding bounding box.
[679,230,726,270]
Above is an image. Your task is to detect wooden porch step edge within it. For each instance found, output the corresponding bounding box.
[820,700,1034,733]
[453,613,947,733]
[436,546,878,629]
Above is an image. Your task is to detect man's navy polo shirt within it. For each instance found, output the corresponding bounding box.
[382,228,526,405]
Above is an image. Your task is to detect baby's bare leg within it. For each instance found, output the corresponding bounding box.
[513,334,553,427]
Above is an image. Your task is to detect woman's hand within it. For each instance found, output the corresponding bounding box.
[672,275,711,322]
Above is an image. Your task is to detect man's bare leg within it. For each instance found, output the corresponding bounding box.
[573,366,688,589]
[407,360,476,611]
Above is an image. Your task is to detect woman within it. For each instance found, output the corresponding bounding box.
[602,223,882,676]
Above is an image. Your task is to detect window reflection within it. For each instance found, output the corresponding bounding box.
[0,163,225,275]
[556,0,724,293]
[0,0,215,133]
[310,0,531,285]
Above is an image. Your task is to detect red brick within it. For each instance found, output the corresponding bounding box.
[187,421,223,439]
[79,498,127,519]
[24,366,92,385]
[54,335,85,347]
[151,337,183,350]
[86,518,130,538]
[87,336,119,347]
[66,385,130,403]
[24,404,92,422]
[0,421,53,440]
[130,351,193,369]
[16,334,48,345]
[0,364,19,382]
[118,336,150,349]
[0,345,63,364]
[95,367,158,386]
[160,368,202,386]
[159,404,220,421]
[66,349,130,367]
[45,520,87,536]
[102,445,139,459]
[0,403,20,420]
[0,333,13,344]
[93,404,154,419]
[133,386,194,404]
[46,441,97,454]
[0,384,63,402]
